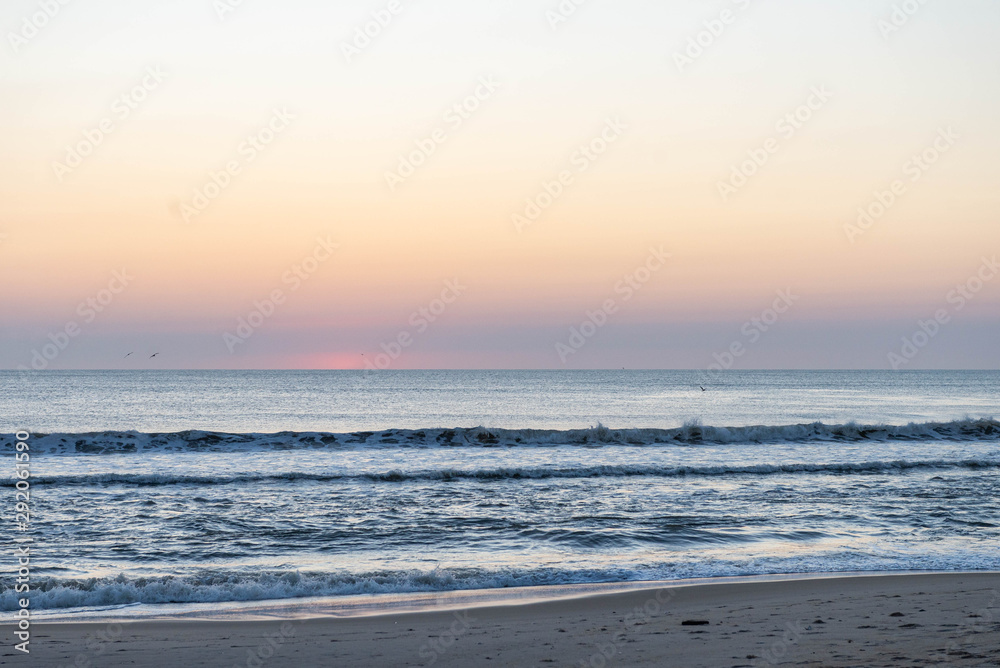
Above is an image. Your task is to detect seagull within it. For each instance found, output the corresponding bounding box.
[124,352,133,358]
[700,385,706,392]
[149,353,159,358]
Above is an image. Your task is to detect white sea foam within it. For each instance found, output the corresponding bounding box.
[10,555,1000,613]
[5,418,999,455]
[24,457,1000,488]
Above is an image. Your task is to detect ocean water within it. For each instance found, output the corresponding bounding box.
[2,370,999,615]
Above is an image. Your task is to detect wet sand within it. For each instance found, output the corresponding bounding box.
[10,573,1000,667]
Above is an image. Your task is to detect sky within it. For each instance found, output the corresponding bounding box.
[2,0,999,370]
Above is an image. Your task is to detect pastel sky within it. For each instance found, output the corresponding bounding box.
[2,0,999,370]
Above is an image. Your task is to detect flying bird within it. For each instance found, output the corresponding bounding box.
[124,352,133,358]
[700,386,706,392]
[149,353,159,358]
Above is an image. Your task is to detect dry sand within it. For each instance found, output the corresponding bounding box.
[8,573,1000,667]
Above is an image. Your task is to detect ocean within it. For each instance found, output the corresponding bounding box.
[3,370,999,617]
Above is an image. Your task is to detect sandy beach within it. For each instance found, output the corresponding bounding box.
[7,0,1000,659]
[9,573,998,667]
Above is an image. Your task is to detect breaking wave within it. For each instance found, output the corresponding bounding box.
[26,458,1000,487]
[10,555,1000,612]
[5,418,999,455]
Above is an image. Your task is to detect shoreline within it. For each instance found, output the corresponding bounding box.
[25,570,1000,624]
[21,570,1000,624]
[13,572,1000,667]
[27,569,1000,624]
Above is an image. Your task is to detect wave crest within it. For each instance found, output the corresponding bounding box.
[4,418,998,454]
[27,458,1000,488]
